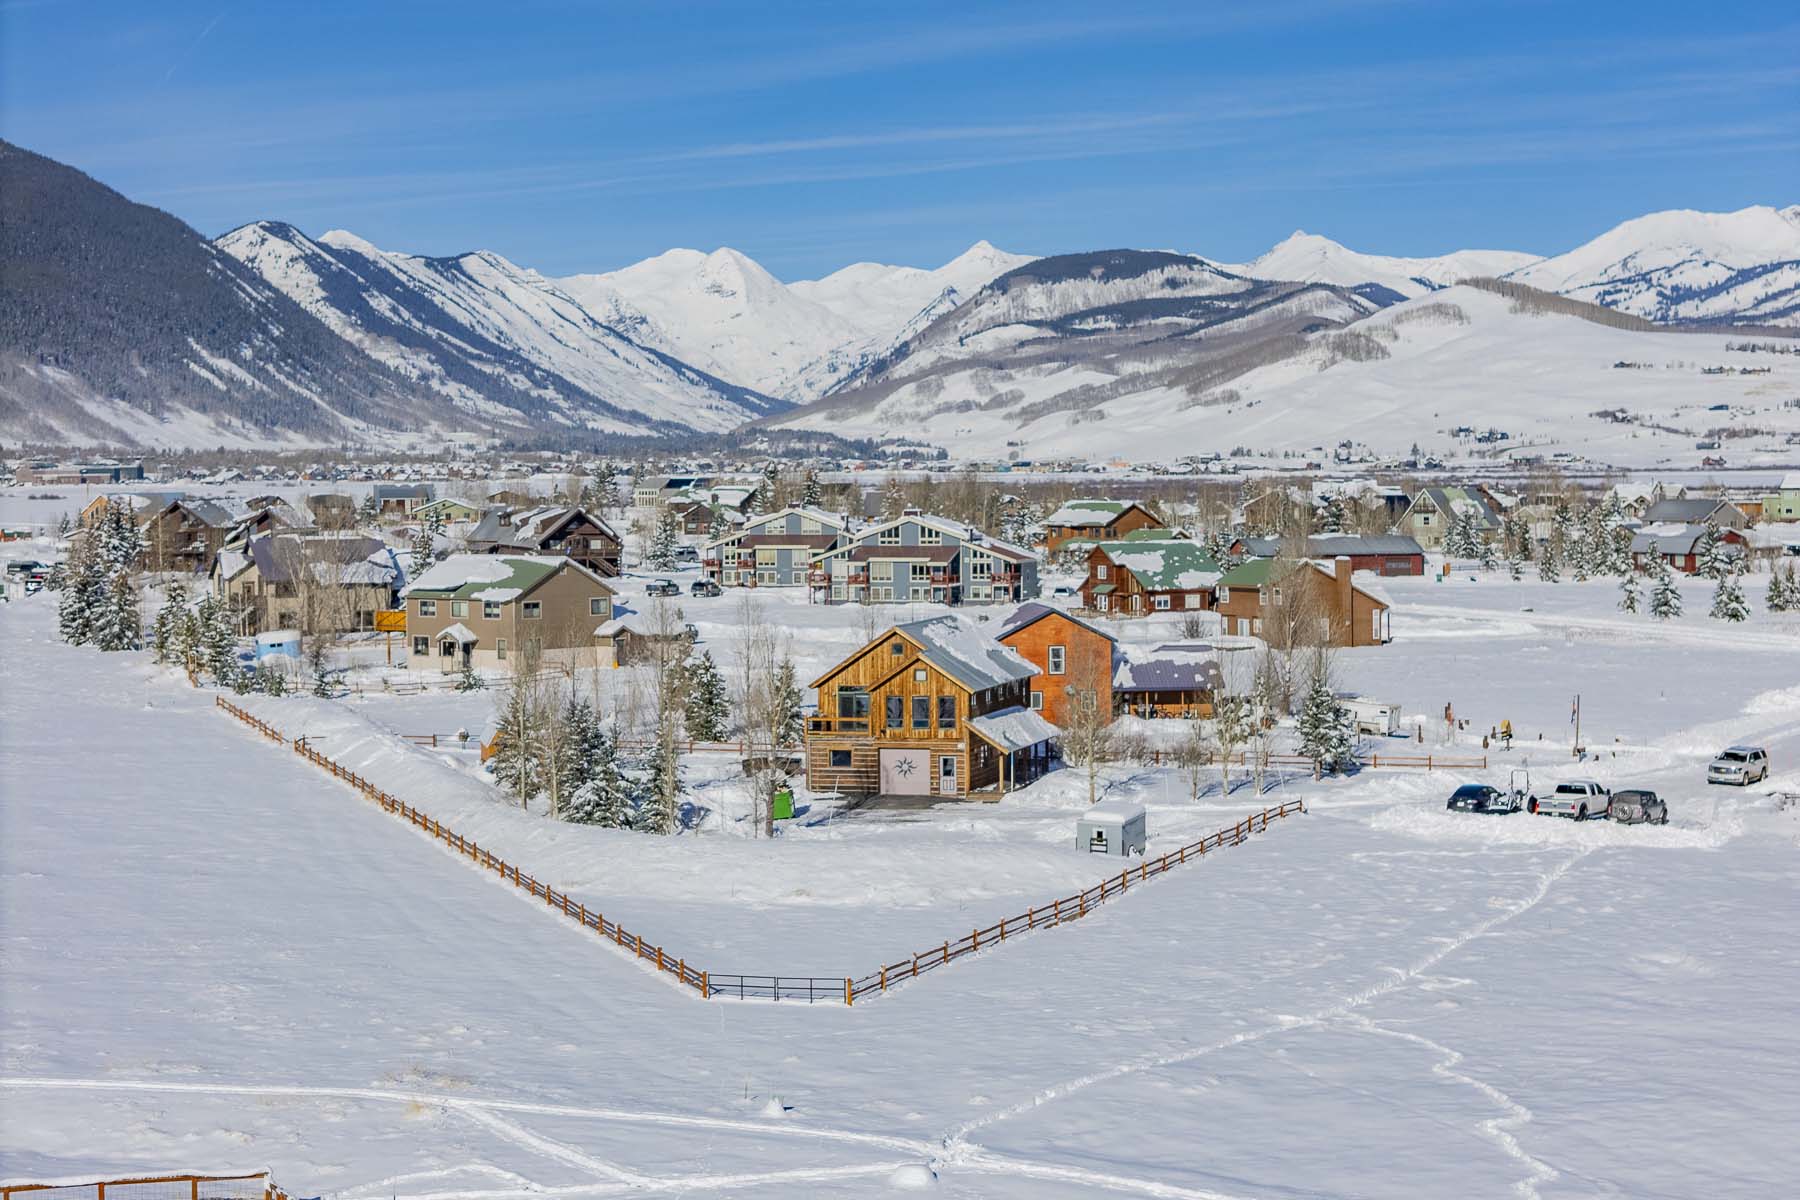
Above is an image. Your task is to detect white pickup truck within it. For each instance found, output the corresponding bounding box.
[1531,779,1611,820]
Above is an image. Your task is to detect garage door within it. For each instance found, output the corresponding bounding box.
[879,747,932,795]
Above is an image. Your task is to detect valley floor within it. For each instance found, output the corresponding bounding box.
[3,578,1799,1198]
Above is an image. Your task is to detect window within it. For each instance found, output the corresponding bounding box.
[1154,594,1171,610]
[412,636,428,656]
[1097,564,1109,580]
[891,640,905,656]
[1186,594,1204,609]
[886,695,904,729]
[911,563,931,581]
[451,600,468,618]
[439,640,456,658]
[1217,585,1230,603]
[919,527,941,544]
[496,638,507,660]
[484,601,501,620]
[1095,594,1109,612]
[878,526,902,545]
[829,749,853,768]
[912,696,930,729]
[1029,690,1044,711]
[914,667,928,682]
[590,597,608,616]
[837,688,870,721]
[417,599,436,617]
[1271,586,1283,607]
[1048,645,1066,675]
[522,601,542,619]
[938,695,956,729]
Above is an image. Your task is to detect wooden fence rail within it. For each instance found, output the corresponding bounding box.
[215,697,1306,1005]
[1,1173,293,1200]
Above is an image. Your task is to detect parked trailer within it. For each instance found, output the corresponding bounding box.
[1343,697,1402,736]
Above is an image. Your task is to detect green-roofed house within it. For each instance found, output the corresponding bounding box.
[1079,538,1223,616]
[1043,498,1163,556]
[400,553,617,672]
[1214,555,1391,647]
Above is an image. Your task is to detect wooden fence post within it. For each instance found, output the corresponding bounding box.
[844,977,853,1006]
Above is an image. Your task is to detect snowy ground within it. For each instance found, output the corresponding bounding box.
[5,567,1800,1198]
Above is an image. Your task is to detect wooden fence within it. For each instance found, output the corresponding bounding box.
[215,697,1305,1005]
[1129,748,1485,773]
[1,1174,292,1200]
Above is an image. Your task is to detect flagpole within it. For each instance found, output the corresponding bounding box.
[1572,693,1581,759]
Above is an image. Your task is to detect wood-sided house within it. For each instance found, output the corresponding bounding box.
[1112,642,1221,719]
[806,616,1059,800]
[467,505,623,576]
[212,533,399,635]
[1041,499,1163,557]
[401,554,617,673]
[142,498,250,574]
[704,506,854,588]
[1213,556,1391,647]
[995,601,1117,727]
[1079,538,1222,616]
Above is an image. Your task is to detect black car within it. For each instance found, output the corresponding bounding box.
[1610,789,1669,825]
[690,578,723,597]
[644,578,680,597]
[1446,783,1519,815]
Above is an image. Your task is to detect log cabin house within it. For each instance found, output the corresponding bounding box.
[1042,499,1163,557]
[806,616,1059,800]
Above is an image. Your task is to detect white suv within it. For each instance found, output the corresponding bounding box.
[1531,779,1611,820]
[1708,746,1769,786]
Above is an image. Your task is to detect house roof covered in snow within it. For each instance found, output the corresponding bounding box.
[1045,499,1136,527]
[1630,523,1742,557]
[401,554,576,600]
[1097,539,1222,592]
[1112,642,1222,693]
[1411,487,1501,528]
[1643,497,1732,524]
[894,615,1039,691]
[966,706,1061,752]
[995,601,1115,643]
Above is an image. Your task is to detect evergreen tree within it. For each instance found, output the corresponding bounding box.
[1767,564,1795,613]
[1537,527,1562,583]
[1694,523,1730,581]
[1648,549,1683,620]
[152,582,190,664]
[1476,533,1498,572]
[355,491,380,527]
[799,469,824,509]
[454,660,486,691]
[57,541,100,645]
[1442,512,1474,560]
[772,658,804,746]
[91,568,141,651]
[96,501,145,575]
[1609,525,1636,578]
[646,508,681,570]
[1618,568,1640,613]
[632,719,681,834]
[1318,493,1347,534]
[705,502,728,541]
[409,509,444,577]
[490,679,544,808]
[760,461,781,512]
[1296,672,1354,774]
[1710,565,1749,622]
[1572,507,1604,581]
[312,657,336,697]
[196,593,241,685]
[684,651,730,742]
[1597,493,1628,574]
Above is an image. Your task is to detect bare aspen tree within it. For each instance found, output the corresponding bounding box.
[733,592,795,837]
[1208,650,1253,798]
[1059,637,1116,807]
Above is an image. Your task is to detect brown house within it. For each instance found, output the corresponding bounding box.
[1214,556,1391,648]
[1079,539,1222,617]
[401,554,617,672]
[995,602,1117,728]
[212,533,397,635]
[806,616,1058,800]
[1042,499,1163,557]
[467,506,623,576]
[142,499,249,574]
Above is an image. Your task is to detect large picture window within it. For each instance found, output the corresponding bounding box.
[912,696,930,729]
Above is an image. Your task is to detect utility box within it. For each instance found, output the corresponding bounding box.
[1076,804,1146,857]
[772,789,795,821]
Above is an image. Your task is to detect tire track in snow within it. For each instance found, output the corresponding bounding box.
[0,1075,935,1158]
[942,848,1592,1169]
[1340,1013,1557,1200]
[452,1105,656,1187]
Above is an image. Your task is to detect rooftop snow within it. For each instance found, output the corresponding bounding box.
[896,615,1038,691]
[966,706,1061,752]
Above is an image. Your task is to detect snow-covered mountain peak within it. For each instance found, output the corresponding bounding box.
[316,228,385,257]
[1234,232,1540,299]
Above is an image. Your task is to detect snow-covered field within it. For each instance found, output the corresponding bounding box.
[5,559,1800,1197]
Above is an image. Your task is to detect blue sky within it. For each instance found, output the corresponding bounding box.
[3,1,1795,280]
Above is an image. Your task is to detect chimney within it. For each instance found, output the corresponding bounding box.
[1334,555,1353,644]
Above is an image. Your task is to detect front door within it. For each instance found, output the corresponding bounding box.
[879,748,932,795]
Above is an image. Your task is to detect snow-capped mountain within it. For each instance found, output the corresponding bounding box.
[771,249,1387,443]
[218,223,786,437]
[1229,232,1541,300]
[1503,205,1800,328]
[559,241,1034,402]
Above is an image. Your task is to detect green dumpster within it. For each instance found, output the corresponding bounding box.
[772,789,795,821]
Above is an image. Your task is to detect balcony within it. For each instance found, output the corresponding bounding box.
[807,716,869,734]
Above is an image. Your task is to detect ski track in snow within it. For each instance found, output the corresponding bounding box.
[940,847,1592,1198]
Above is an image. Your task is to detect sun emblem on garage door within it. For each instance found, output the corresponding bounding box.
[892,757,916,777]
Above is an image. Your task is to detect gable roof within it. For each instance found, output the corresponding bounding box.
[1098,539,1222,591]
[1113,642,1222,693]
[1045,499,1149,528]
[401,553,604,601]
[1643,497,1730,524]
[995,601,1115,643]
[896,615,1039,691]
[1630,523,1743,557]
[1410,486,1500,527]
